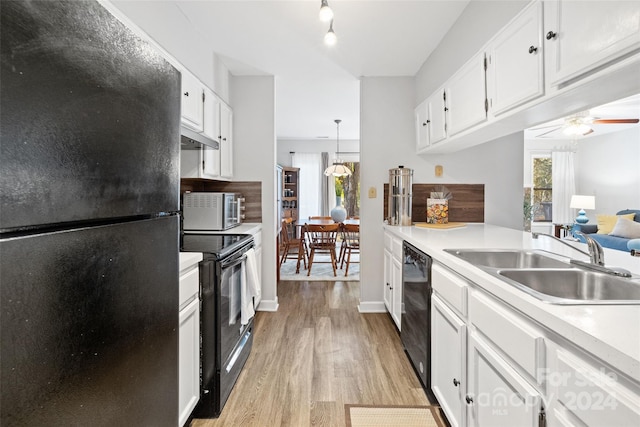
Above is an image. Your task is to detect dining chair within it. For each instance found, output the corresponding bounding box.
[280,218,308,272]
[305,222,340,276]
[340,223,360,276]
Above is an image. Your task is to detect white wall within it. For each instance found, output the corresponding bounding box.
[231,76,278,311]
[277,139,360,166]
[576,127,640,216]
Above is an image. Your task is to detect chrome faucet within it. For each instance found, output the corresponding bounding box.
[532,231,631,278]
[531,231,593,260]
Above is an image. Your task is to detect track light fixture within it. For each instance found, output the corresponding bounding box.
[319,0,333,22]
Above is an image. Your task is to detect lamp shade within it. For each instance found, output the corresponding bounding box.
[324,163,352,177]
[570,195,595,210]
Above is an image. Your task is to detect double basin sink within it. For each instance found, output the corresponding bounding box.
[443,249,640,304]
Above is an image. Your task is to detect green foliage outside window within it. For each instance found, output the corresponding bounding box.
[532,157,552,222]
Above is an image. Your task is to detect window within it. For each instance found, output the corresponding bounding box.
[531,155,552,222]
[335,162,360,217]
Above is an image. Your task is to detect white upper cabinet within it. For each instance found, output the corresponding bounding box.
[428,89,448,145]
[415,100,430,151]
[544,0,640,87]
[487,1,544,116]
[446,52,488,136]
[218,102,233,179]
[181,70,204,132]
[202,87,219,141]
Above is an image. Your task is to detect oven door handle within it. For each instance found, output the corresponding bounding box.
[221,253,247,269]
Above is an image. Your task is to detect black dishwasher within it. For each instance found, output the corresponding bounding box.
[401,241,435,400]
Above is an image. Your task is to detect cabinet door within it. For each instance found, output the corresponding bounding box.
[432,295,466,427]
[383,248,392,312]
[446,52,487,136]
[219,103,233,179]
[487,1,544,116]
[178,298,200,427]
[427,89,447,145]
[415,100,430,151]
[548,346,640,427]
[181,70,204,132]
[391,256,402,330]
[467,333,543,427]
[201,144,220,179]
[545,0,640,87]
[202,87,218,140]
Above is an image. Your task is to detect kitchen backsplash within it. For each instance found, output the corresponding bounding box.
[180,179,262,222]
[383,183,484,223]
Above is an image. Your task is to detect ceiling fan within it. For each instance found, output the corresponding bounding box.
[531,112,639,138]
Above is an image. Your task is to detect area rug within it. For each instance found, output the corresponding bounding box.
[279,254,359,281]
[345,405,445,427]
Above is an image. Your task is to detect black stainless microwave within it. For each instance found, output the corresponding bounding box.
[182,192,245,231]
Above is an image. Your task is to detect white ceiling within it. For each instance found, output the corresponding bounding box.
[158,0,470,140]
[524,93,640,140]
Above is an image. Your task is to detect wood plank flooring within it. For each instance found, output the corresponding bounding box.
[190,280,432,427]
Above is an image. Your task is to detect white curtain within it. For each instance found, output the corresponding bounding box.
[321,152,333,216]
[292,153,323,221]
[552,151,576,224]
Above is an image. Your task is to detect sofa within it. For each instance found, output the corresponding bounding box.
[573,209,640,252]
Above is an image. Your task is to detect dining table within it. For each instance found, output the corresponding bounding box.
[292,218,360,274]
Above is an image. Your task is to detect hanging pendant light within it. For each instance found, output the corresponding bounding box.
[319,0,334,22]
[324,20,337,46]
[324,119,352,177]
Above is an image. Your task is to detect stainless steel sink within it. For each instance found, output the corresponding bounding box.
[444,249,571,269]
[498,269,640,304]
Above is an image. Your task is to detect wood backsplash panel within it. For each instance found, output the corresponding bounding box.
[180,179,262,222]
[383,183,484,223]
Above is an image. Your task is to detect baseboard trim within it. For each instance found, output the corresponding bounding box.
[257,298,279,312]
[357,301,387,313]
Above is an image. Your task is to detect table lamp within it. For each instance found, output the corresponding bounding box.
[570,195,595,224]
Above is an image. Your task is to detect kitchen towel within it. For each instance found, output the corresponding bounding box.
[241,248,261,325]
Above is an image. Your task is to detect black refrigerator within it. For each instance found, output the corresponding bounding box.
[1,1,181,425]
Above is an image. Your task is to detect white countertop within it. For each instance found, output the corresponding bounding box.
[179,252,202,273]
[384,223,640,383]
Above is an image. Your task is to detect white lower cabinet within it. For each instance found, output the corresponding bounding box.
[382,231,403,330]
[178,298,199,427]
[383,247,392,311]
[467,332,543,427]
[178,256,201,427]
[432,294,466,427]
[546,342,640,427]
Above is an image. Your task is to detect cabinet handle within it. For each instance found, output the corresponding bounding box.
[184,91,189,96]
[444,107,449,112]
[528,45,538,54]
[422,120,430,126]
[465,396,473,405]
[453,378,460,387]
[546,31,557,40]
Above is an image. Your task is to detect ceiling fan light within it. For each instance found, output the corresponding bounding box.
[563,123,591,136]
[319,0,333,22]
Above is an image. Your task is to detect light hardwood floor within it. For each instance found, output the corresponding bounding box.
[191,280,435,427]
